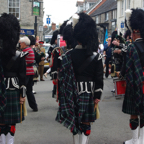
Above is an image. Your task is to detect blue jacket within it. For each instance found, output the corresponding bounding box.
[104,44,112,58]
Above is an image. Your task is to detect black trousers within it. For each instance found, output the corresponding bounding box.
[26,75,38,110]
[105,57,111,78]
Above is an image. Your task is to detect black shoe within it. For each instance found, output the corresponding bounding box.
[33,108,38,112]
[33,91,36,94]
[111,89,115,93]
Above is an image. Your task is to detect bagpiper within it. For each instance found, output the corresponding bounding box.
[0,13,27,144]
[117,8,144,144]
[55,12,103,144]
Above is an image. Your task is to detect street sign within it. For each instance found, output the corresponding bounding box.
[121,22,124,28]
[39,26,43,32]
[46,18,51,24]
[20,29,34,35]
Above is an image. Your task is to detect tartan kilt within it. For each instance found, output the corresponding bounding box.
[122,87,140,115]
[122,94,138,115]
[0,90,24,124]
[78,92,96,122]
[56,92,96,134]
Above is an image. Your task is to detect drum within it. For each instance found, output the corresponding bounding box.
[113,77,126,96]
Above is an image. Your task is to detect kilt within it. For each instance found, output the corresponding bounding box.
[0,90,24,124]
[56,92,96,134]
[122,94,138,115]
[78,92,96,123]
[122,87,143,115]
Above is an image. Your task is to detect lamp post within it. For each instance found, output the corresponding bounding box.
[29,0,43,38]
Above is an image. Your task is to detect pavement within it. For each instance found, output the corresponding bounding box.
[14,75,131,144]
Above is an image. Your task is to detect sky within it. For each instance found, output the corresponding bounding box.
[43,0,83,26]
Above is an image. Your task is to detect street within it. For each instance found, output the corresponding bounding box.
[15,76,131,144]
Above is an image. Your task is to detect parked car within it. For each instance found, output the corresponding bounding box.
[44,35,52,44]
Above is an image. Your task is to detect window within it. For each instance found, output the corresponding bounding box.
[111,21,116,33]
[8,0,20,19]
[105,12,109,21]
[127,0,130,9]
[112,10,117,19]
[99,15,101,23]
[96,16,99,24]
[121,0,124,16]
[89,3,95,7]
[79,6,83,11]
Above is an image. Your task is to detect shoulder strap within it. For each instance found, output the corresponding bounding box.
[6,51,21,70]
[77,52,98,74]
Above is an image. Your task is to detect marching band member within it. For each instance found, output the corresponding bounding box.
[54,21,77,102]
[56,12,103,144]
[117,8,144,144]
[110,31,125,75]
[0,13,26,144]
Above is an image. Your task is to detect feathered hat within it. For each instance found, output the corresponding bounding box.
[28,35,36,46]
[125,8,144,37]
[50,30,59,45]
[59,20,69,35]
[72,12,98,55]
[63,23,77,49]
[124,29,131,40]
[111,30,125,47]
[0,13,20,56]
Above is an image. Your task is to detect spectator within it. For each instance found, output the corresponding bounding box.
[19,36,38,112]
[98,38,104,55]
[36,36,40,43]
[103,37,112,78]
[38,41,45,81]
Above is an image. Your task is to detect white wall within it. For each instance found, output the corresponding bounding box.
[117,0,142,34]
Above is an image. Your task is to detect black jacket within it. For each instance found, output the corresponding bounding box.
[2,51,26,91]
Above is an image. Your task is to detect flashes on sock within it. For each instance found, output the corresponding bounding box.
[129,118,139,130]
[80,123,91,136]
[6,125,16,136]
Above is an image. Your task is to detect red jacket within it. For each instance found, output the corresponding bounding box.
[23,47,35,75]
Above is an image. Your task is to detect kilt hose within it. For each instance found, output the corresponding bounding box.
[0,90,24,124]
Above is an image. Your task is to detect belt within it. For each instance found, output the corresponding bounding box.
[4,72,17,77]
[76,75,93,82]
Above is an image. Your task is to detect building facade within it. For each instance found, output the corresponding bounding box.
[117,0,143,34]
[76,0,97,13]
[90,0,117,42]
[0,0,44,40]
